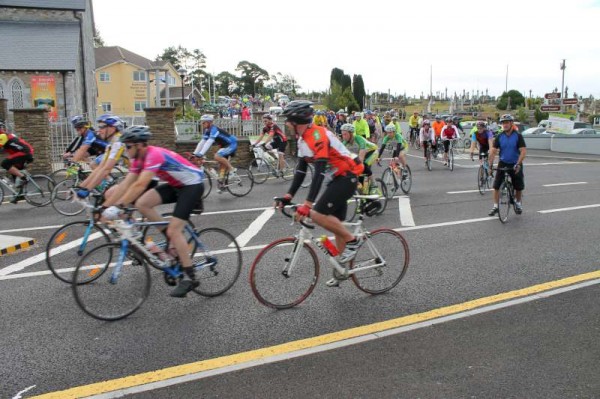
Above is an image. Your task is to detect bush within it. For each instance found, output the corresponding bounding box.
[534,107,549,124]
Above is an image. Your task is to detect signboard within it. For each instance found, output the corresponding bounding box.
[544,92,561,99]
[31,75,58,121]
[562,98,578,105]
[540,105,561,112]
[546,114,574,134]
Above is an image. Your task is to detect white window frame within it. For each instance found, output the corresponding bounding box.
[134,101,147,112]
[101,102,112,112]
[133,71,146,82]
[99,72,111,82]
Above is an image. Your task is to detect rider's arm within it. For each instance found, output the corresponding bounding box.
[488,136,500,166]
[516,134,527,166]
[82,157,117,189]
[377,135,389,158]
[64,135,83,155]
[101,173,139,207]
[194,138,213,157]
[71,144,91,162]
[303,159,327,205]
[287,158,308,197]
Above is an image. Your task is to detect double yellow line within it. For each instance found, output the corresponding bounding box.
[33,270,600,398]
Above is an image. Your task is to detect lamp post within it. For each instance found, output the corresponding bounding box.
[177,68,187,119]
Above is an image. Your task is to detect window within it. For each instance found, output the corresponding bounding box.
[101,102,112,112]
[99,72,110,82]
[168,75,176,86]
[10,79,24,109]
[133,71,146,82]
[134,101,147,112]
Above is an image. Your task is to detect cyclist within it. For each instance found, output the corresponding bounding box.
[352,112,370,139]
[193,114,238,189]
[313,110,327,127]
[378,124,409,176]
[277,101,365,276]
[419,119,436,164]
[252,114,287,176]
[440,117,460,166]
[63,115,107,168]
[469,121,494,163]
[340,123,378,194]
[452,115,464,134]
[0,120,34,202]
[408,111,420,144]
[488,114,527,216]
[100,126,205,298]
[432,114,445,141]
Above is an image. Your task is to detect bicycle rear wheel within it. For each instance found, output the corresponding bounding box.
[24,174,54,206]
[250,237,319,309]
[351,229,410,294]
[477,166,486,195]
[345,193,360,222]
[281,156,296,181]
[51,179,86,216]
[249,159,269,184]
[202,172,212,199]
[73,243,151,321]
[498,181,512,223]
[190,227,242,297]
[226,167,254,197]
[400,165,412,194]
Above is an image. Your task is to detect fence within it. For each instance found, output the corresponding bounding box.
[176,118,267,142]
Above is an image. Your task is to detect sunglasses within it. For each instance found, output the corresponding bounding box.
[125,143,135,149]
[97,125,108,129]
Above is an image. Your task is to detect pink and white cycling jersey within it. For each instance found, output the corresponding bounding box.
[130,146,204,187]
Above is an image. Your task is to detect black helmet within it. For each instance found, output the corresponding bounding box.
[499,114,514,122]
[282,100,314,124]
[120,125,152,143]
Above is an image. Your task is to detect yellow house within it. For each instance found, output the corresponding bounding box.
[95,46,185,116]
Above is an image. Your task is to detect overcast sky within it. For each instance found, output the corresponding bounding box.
[93,0,600,98]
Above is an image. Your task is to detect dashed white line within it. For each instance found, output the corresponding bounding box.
[543,182,587,187]
[537,204,600,214]
[397,196,415,227]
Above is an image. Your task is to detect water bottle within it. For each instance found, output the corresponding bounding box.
[320,235,339,256]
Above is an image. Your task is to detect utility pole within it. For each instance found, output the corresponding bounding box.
[560,59,566,99]
[505,64,508,93]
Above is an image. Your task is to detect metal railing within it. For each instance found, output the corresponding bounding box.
[176,118,267,141]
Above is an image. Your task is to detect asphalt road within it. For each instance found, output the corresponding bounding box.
[0,148,599,398]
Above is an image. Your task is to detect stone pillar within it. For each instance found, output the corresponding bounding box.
[0,98,8,123]
[144,107,176,150]
[12,108,52,174]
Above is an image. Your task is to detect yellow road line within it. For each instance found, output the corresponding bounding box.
[32,269,600,399]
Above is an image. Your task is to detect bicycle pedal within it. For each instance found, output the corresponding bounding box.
[325,278,341,288]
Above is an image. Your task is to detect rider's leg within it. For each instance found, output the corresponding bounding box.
[7,165,24,179]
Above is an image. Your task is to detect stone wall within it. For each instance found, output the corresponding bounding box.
[144,107,176,149]
[0,98,7,123]
[11,108,51,174]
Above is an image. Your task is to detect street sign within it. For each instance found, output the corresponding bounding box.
[544,93,561,99]
[540,105,561,112]
[562,98,578,105]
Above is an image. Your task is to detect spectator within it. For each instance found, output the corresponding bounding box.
[241,105,251,121]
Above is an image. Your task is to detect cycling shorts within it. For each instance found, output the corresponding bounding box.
[271,136,287,153]
[493,162,524,191]
[216,142,238,158]
[1,154,33,170]
[313,172,358,221]
[155,183,204,220]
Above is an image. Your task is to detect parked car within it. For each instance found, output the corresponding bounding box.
[570,128,599,135]
[522,127,548,135]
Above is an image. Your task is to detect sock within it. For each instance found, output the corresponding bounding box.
[493,203,499,208]
[516,201,522,206]
[184,267,196,280]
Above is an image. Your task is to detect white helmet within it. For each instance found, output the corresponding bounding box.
[200,114,214,122]
[384,124,396,133]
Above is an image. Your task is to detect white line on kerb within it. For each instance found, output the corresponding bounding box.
[543,182,587,187]
[538,204,600,214]
[231,208,275,247]
[398,196,415,227]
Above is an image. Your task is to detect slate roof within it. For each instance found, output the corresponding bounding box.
[0,0,85,10]
[0,21,80,70]
[95,46,164,70]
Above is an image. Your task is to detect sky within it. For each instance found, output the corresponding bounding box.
[93,0,600,99]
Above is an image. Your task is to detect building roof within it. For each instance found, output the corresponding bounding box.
[95,46,161,70]
[0,21,80,70]
[0,0,86,10]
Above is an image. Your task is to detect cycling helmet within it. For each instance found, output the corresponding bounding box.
[446,117,453,123]
[452,116,460,121]
[422,119,431,126]
[384,124,396,132]
[476,120,487,127]
[97,114,124,130]
[435,114,441,119]
[365,110,373,115]
[262,114,273,120]
[315,110,325,116]
[499,114,514,122]
[70,115,89,128]
[120,125,152,143]
[282,100,314,124]
[200,114,214,122]
[355,112,363,118]
[364,200,382,217]
[340,123,355,133]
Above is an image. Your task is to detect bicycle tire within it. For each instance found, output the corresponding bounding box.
[345,192,360,222]
[46,220,112,284]
[226,166,254,197]
[190,227,242,297]
[0,183,4,205]
[351,228,410,294]
[250,237,319,309]
[73,243,151,321]
[381,168,397,200]
[49,168,68,183]
[449,148,454,171]
[51,179,86,216]
[24,174,54,206]
[477,166,486,195]
[498,181,512,223]
[400,165,412,194]
[372,178,388,215]
[202,172,212,199]
[281,156,295,181]
[249,159,269,184]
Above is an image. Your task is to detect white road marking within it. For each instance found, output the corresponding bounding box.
[543,182,587,187]
[447,189,492,194]
[397,196,415,227]
[537,204,600,214]
[0,225,63,234]
[11,385,36,399]
[231,208,275,247]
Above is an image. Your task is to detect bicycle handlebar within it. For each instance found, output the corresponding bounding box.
[273,197,315,229]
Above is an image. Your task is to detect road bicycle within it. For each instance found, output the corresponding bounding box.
[346,177,388,222]
[249,143,295,184]
[72,214,242,321]
[423,141,433,171]
[409,127,421,150]
[249,198,410,309]
[472,153,493,195]
[380,158,412,197]
[0,168,54,207]
[496,167,521,223]
[442,138,458,171]
[185,155,254,198]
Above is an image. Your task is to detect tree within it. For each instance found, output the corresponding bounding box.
[497,90,525,110]
[534,106,549,123]
[352,74,366,109]
[515,107,529,123]
[324,82,359,113]
[214,71,239,96]
[268,72,300,96]
[330,68,351,92]
[93,28,105,47]
[235,61,269,95]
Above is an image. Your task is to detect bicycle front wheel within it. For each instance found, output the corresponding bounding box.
[250,237,319,309]
[226,167,254,197]
[249,159,269,184]
[24,174,54,206]
[381,168,397,200]
[190,227,242,297]
[281,156,296,181]
[400,165,412,194]
[202,172,212,199]
[351,229,410,294]
[477,166,486,195]
[449,149,455,171]
[498,181,512,223]
[73,243,151,321]
[51,179,86,216]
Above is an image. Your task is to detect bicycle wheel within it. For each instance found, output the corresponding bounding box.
[250,237,319,309]
[24,174,54,206]
[498,181,512,223]
[381,168,397,200]
[477,166,486,195]
[371,178,388,215]
[49,168,68,183]
[281,156,296,181]
[400,165,412,194]
[46,220,112,284]
[73,243,151,321]
[190,227,242,297]
[226,167,254,197]
[449,148,454,171]
[202,172,212,199]
[345,193,360,222]
[351,229,410,294]
[0,183,4,205]
[298,163,313,188]
[249,159,269,184]
[51,179,86,216]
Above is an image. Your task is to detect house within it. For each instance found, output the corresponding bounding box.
[0,0,97,121]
